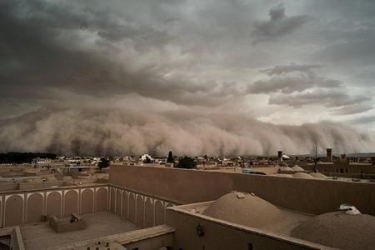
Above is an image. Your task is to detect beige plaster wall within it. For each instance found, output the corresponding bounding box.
[96,187,108,212]
[47,191,62,217]
[123,234,174,250]
[27,193,44,223]
[108,187,172,229]
[110,166,232,204]
[0,184,108,227]
[115,190,121,216]
[81,189,94,214]
[231,174,375,215]
[5,195,23,227]
[166,209,324,250]
[64,190,78,217]
[301,162,375,174]
[110,165,375,215]
[0,184,18,191]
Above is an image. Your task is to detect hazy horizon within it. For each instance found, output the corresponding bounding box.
[0,1,374,156]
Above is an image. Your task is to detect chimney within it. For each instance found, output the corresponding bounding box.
[326,148,332,162]
[278,151,283,162]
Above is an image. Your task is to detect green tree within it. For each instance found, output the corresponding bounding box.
[98,158,110,172]
[176,156,197,169]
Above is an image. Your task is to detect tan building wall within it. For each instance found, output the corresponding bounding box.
[27,193,44,223]
[110,166,232,204]
[108,186,176,228]
[96,187,108,212]
[0,184,108,227]
[110,165,375,216]
[123,234,174,250]
[81,189,94,214]
[64,190,78,217]
[301,162,375,174]
[166,207,330,250]
[46,191,62,217]
[231,174,375,215]
[4,195,23,227]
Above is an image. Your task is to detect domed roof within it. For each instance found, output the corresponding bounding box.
[202,192,284,229]
[279,166,293,171]
[273,174,293,178]
[291,212,375,250]
[309,172,326,179]
[292,165,304,172]
[293,173,314,179]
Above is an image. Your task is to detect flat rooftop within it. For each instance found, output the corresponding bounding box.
[20,211,138,250]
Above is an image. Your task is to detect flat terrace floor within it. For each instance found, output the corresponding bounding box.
[20,211,138,250]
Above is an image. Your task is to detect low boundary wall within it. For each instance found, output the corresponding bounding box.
[110,165,375,215]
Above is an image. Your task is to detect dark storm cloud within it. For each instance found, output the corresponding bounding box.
[269,89,371,109]
[260,64,322,75]
[312,38,375,66]
[304,0,375,90]
[248,64,341,94]
[0,0,240,108]
[349,116,375,126]
[0,0,374,155]
[330,102,374,116]
[251,4,309,44]
[247,63,373,115]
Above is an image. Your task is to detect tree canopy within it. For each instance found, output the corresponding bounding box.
[0,152,56,164]
[98,158,110,171]
[176,156,197,169]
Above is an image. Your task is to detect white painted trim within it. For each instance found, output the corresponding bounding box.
[46,190,63,198]
[5,194,24,203]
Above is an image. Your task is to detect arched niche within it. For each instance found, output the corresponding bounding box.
[47,191,62,218]
[81,189,94,214]
[96,188,108,212]
[122,191,129,219]
[136,195,144,228]
[128,193,136,224]
[154,200,165,226]
[64,190,78,217]
[144,197,154,228]
[110,188,116,213]
[116,189,122,215]
[27,193,43,223]
[5,195,23,226]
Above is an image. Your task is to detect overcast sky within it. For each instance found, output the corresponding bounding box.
[0,0,374,156]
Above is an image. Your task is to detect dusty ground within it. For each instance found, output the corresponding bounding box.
[20,211,138,250]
